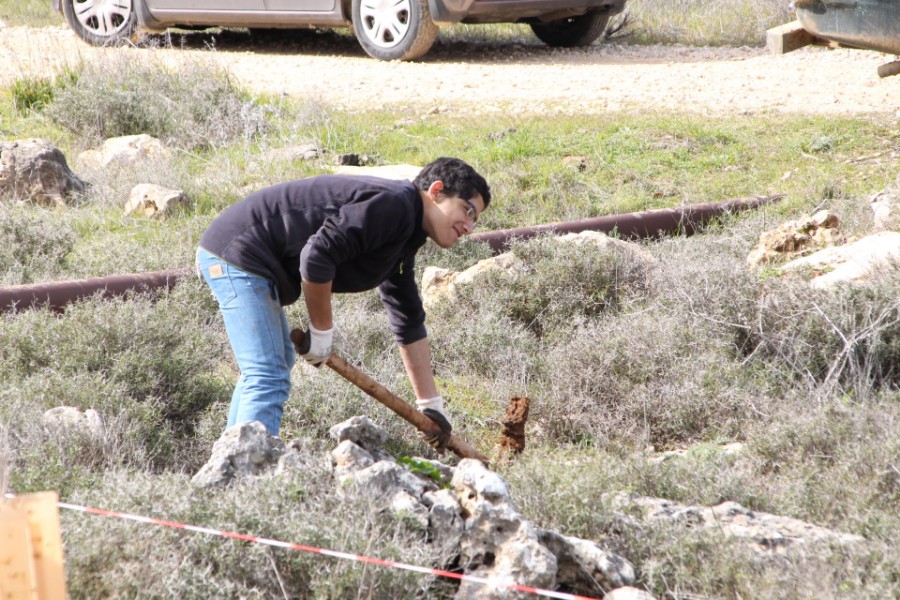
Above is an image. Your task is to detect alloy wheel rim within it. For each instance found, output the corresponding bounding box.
[73,0,133,37]
[359,0,412,49]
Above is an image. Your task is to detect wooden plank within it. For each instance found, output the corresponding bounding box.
[766,20,816,54]
[0,506,38,600]
[2,493,66,600]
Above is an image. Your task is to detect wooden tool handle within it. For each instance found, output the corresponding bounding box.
[290,328,489,463]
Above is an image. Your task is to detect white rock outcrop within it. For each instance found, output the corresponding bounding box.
[124,183,189,219]
[781,231,900,289]
[78,134,171,169]
[42,406,104,439]
[606,493,865,554]
[746,210,844,268]
[193,416,638,598]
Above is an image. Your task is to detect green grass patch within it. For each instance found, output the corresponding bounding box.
[0,0,65,28]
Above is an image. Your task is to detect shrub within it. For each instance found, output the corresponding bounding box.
[0,280,230,470]
[430,235,652,339]
[45,55,267,150]
[62,467,444,599]
[0,205,75,284]
[743,267,900,392]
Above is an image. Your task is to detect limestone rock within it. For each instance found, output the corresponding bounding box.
[274,437,320,476]
[189,414,642,598]
[333,163,422,180]
[78,134,170,169]
[390,489,430,529]
[0,139,87,206]
[452,459,557,599]
[329,415,388,454]
[781,231,900,289]
[341,460,437,512]
[42,406,104,439]
[747,210,844,267]
[332,439,375,482]
[422,252,522,309]
[263,143,321,163]
[556,230,657,265]
[607,493,865,554]
[191,421,286,488]
[604,587,658,600]
[424,488,465,559]
[870,183,899,231]
[538,529,636,592]
[124,183,189,219]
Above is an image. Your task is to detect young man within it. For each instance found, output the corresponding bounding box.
[197,157,490,449]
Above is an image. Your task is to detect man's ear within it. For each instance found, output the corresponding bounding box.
[426,180,444,200]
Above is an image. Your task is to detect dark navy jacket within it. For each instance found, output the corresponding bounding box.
[199,175,429,345]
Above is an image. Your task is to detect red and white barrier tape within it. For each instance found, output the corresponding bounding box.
[50,500,600,600]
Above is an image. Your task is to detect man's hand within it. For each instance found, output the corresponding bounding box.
[417,396,452,451]
[298,324,333,368]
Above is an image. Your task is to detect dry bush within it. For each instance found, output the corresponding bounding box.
[624,0,794,46]
[0,279,230,474]
[61,464,446,598]
[45,54,268,151]
[430,235,652,339]
[745,270,900,392]
[0,205,75,284]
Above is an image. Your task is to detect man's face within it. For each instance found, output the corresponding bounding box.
[425,181,485,249]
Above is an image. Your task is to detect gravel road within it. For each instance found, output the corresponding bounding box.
[2,24,898,117]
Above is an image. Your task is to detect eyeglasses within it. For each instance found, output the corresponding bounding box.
[460,197,479,226]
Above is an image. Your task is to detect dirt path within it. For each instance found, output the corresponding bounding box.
[2,25,898,117]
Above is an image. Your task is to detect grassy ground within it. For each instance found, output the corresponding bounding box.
[1,6,898,600]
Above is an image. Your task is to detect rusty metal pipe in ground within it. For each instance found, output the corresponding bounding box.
[0,195,781,314]
[469,194,783,254]
[0,267,192,314]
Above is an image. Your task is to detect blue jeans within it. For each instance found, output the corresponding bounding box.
[196,248,296,436]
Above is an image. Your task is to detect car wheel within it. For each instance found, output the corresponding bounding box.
[62,0,138,46]
[530,10,610,48]
[351,0,438,61]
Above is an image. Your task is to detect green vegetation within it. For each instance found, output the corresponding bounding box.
[622,0,792,46]
[0,0,64,28]
[1,15,898,600]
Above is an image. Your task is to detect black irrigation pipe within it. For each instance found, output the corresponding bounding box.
[0,194,782,314]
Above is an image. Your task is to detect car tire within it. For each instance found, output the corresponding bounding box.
[351,0,438,61]
[62,0,138,46]
[530,10,610,48]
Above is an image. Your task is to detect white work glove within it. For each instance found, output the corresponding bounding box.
[301,324,333,368]
[416,396,452,451]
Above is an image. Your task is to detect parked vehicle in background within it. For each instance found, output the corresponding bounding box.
[792,0,900,77]
[52,0,627,61]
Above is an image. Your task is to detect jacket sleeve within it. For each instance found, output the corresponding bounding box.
[299,192,407,284]
[378,254,427,346]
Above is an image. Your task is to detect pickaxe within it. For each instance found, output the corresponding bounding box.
[290,328,489,464]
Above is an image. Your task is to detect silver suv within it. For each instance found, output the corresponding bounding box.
[53,0,627,61]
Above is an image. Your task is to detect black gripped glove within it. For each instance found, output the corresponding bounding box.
[420,408,452,452]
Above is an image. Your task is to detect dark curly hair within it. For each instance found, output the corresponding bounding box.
[413,157,491,209]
